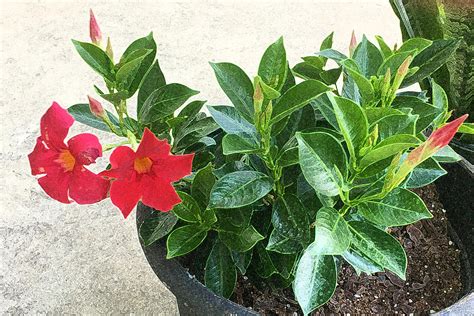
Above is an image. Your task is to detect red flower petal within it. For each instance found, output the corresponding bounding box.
[40,102,74,151]
[37,170,71,204]
[428,114,468,149]
[68,133,102,165]
[69,166,110,204]
[152,153,194,182]
[100,146,135,179]
[109,177,142,218]
[136,128,171,160]
[141,176,181,212]
[28,137,60,175]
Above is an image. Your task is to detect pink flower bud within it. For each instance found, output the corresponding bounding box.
[349,31,357,57]
[88,95,105,118]
[427,114,468,149]
[89,9,102,45]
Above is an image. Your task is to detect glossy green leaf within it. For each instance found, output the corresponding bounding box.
[431,81,449,127]
[315,48,347,62]
[137,60,166,114]
[100,91,129,104]
[68,103,119,132]
[166,224,207,258]
[266,229,302,254]
[72,40,114,82]
[215,207,253,232]
[173,116,219,149]
[392,96,438,132]
[270,80,331,125]
[353,35,383,78]
[139,83,199,123]
[258,37,288,91]
[359,134,420,170]
[270,252,296,279]
[139,211,178,247]
[310,93,339,131]
[402,39,461,87]
[294,244,337,315]
[254,244,278,278]
[319,32,334,65]
[272,194,310,244]
[222,134,260,155]
[342,248,383,275]
[331,95,369,159]
[210,62,254,122]
[405,158,447,188]
[359,188,432,226]
[375,35,393,58]
[231,250,253,274]
[314,207,351,255]
[432,145,461,163]
[377,49,416,76]
[118,32,157,96]
[191,164,215,209]
[219,225,264,252]
[116,49,152,97]
[375,112,417,140]
[297,132,347,196]
[397,38,432,54]
[349,221,407,279]
[207,105,257,138]
[173,100,206,132]
[205,241,237,298]
[209,171,273,209]
[276,147,298,168]
[340,59,375,103]
[292,62,323,80]
[172,192,201,223]
[213,161,252,179]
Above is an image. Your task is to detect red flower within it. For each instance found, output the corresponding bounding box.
[28,102,109,204]
[102,128,194,218]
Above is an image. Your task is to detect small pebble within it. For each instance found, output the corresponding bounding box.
[448,241,453,245]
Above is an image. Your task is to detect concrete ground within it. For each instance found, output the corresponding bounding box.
[0,1,401,314]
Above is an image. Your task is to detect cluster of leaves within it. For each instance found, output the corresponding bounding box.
[69,28,468,314]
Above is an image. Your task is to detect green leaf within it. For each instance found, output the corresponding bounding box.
[222,134,261,155]
[209,171,273,209]
[210,62,254,122]
[402,39,461,87]
[276,147,298,168]
[191,164,215,209]
[405,158,447,188]
[272,194,310,244]
[432,145,461,163]
[166,224,207,258]
[294,244,337,315]
[431,81,449,127]
[315,48,347,62]
[375,112,417,140]
[100,91,129,104]
[458,123,474,135]
[219,225,264,252]
[173,116,219,149]
[72,40,114,82]
[258,37,288,91]
[213,161,252,179]
[266,229,302,254]
[314,207,351,255]
[270,252,296,279]
[359,134,420,170]
[139,83,199,123]
[116,49,153,97]
[353,35,383,78]
[359,188,432,226]
[139,211,178,247]
[270,80,331,125]
[202,208,217,227]
[207,105,257,138]
[172,192,201,223]
[311,93,339,131]
[118,32,157,96]
[397,38,432,54]
[173,100,205,132]
[375,35,393,58]
[254,244,278,278]
[292,62,323,80]
[392,96,438,132]
[205,241,237,298]
[342,248,383,275]
[319,32,334,65]
[68,103,119,132]
[377,49,416,76]
[231,250,253,274]
[215,207,253,232]
[137,60,166,115]
[331,95,369,159]
[296,132,347,197]
[349,221,407,279]
[340,59,375,103]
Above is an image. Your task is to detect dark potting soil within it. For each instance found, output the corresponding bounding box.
[180,185,463,315]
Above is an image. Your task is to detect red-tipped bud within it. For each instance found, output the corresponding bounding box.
[88,95,105,118]
[427,114,468,149]
[349,31,357,57]
[89,9,102,45]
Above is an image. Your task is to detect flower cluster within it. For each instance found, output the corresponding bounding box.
[29,103,193,218]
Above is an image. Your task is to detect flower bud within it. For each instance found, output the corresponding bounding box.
[88,95,106,118]
[89,9,102,46]
[349,31,357,57]
[105,37,113,60]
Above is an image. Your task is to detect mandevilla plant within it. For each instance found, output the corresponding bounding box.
[28,11,469,314]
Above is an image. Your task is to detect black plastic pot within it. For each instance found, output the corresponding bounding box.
[136,159,474,315]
